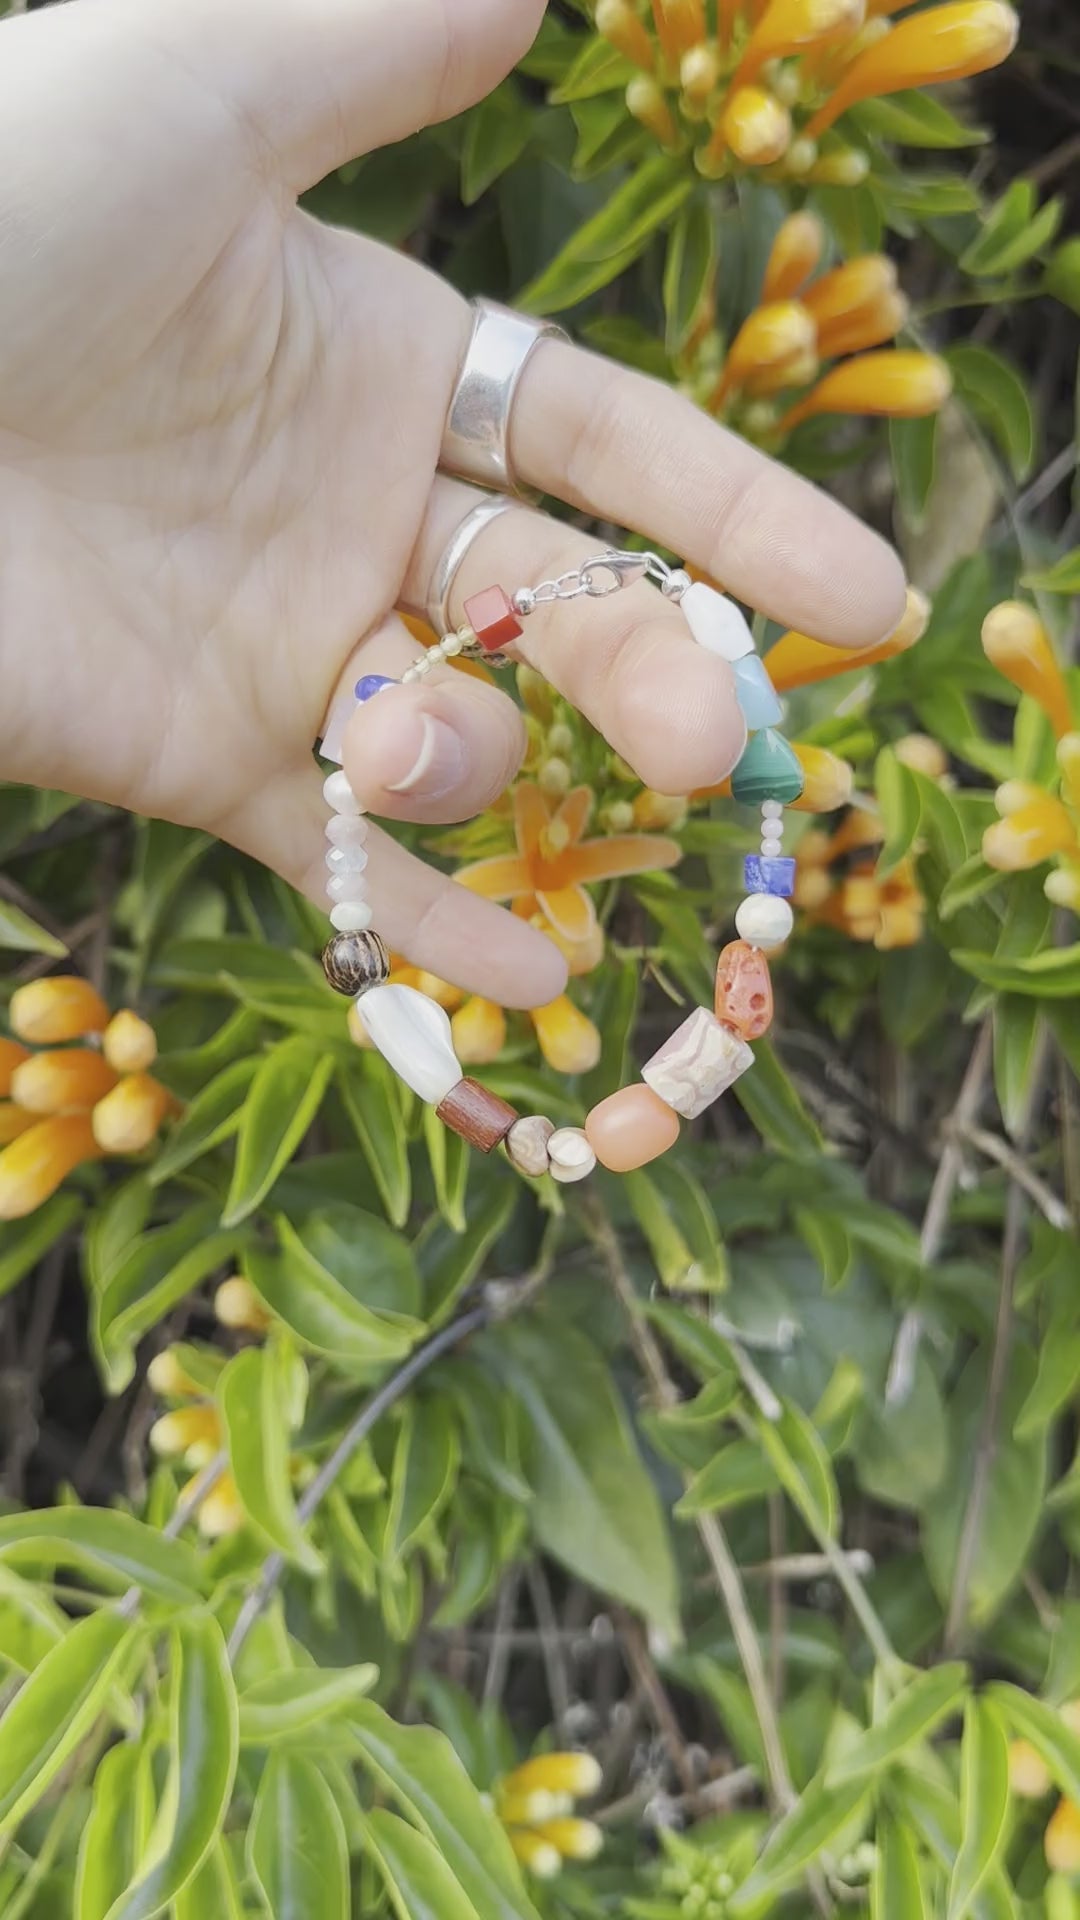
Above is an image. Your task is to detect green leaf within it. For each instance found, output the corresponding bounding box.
[0,1507,203,1605]
[339,1055,411,1228]
[625,1169,698,1292]
[219,1342,321,1571]
[364,1807,482,1920]
[0,1610,135,1834]
[1022,549,1080,596]
[796,1208,854,1291]
[461,82,532,205]
[249,1752,350,1920]
[0,1564,67,1674]
[756,1400,838,1540]
[1045,238,1080,316]
[488,1315,680,1639]
[961,181,1062,276]
[244,1214,421,1366]
[993,996,1042,1141]
[419,1182,515,1326]
[148,1056,259,1186]
[519,156,693,314]
[662,195,716,356]
[873,1811,927,1920]
[890,415,939,529]
[223,1037,334,1226]
[676,1439,778,1517]
[93,1201,247,1393]
[732,1038,823,1156]
[349,1700,540,1920]
[628,1163,728,1292]
[172,1840,244,1920]
[828,1665,969,1787]
[949,1697,1010,1920]
[0,1192,80,1303]
[853,90,985,148]
[1014,1317,1080,1441]
[729,1777,870,1913]
[105,1614,239,1920]
[75,1737,155,1920]
[875,746,923,879]
[383,1396,461,1563]
[550,35,634,103]
[984,1684,1080,1802]
[946,345,1034,481]
[0,898,67,955]
[642,1301,738,1389]
[238,1665,378,1746]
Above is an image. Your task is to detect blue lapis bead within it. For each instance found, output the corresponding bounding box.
[732,655,783,730]
[354,674,397,703]
[744,854,796,898]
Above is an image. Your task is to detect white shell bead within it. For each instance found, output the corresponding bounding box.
[760,837,783,858]
[326,815,368,847]
[735,893,794,950]
[680,582,755,662]
[323,770,363,815]
[330,901,374,932]
[761,800,784,820]
[642,1008,754,1119]
[326,844,369,876]
[358,983,463,1105]
[547,1128,596,1183]
[326,872,370,904]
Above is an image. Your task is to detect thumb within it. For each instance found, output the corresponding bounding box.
[151,0,548,191]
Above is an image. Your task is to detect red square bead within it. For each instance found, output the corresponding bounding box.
[463,585,523,654]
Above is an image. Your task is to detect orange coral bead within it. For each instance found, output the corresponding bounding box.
[585,1084,680,1172]
[714,941,774,1040]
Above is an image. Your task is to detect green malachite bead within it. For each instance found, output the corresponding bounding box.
[731,728,805,804]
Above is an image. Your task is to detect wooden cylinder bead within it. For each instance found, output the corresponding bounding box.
[585,1084,680,1172]
[322,929,390,998]
[436,1078,518,1153]
[506,1114,555,1177]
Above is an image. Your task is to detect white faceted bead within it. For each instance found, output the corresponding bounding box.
[359,984,463,1104]
[330,901,374,932]
[326,844,369,876]
[735,893,794,950]
[680,582,755,662]
[642,1008,754,1119]
[326,872,370,904]
[323,770,363,815]
[326,815,368,847]
[547,1128,596,1184]
[761,800,784,821]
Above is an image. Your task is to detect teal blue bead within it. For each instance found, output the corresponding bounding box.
[730,728,805,805]
[732,655,783,729]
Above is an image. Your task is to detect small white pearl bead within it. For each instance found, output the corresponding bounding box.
[547,1128,596,1184]
[323,770,362,815]
[761,800,784,821]
[326,844,369,876]
[760,837,783,858]
[326,815,368,847]
[330,901,374,932]
[327,872,370,905]
[440,631,463,658]
[735,894,794,951]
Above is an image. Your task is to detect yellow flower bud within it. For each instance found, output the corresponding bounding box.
[789,743,855,812]
[626,74,679,146]
[193,1469,246,1540]
[532,1818,605,1861]
[806,147,870,185]
[804,255,897,329]
[894,734,948,780]
[517,664,556,722]
[719,300,817,400]
[1046,1800,1080,1876]
[0,1103,36,1146]
[735,0,866,86]
[147,1349,203,1398]
[506,1831,562,1879]
[713,85,792,167]
[994,779,1047,817]
[0,1037,30,1098]
[539,757,572,800]
[794,865,833,910]
[816,289,909,359]
[875,901,924,949]
[9,977,110,1046]
[779,351,952,429]
[347,1002,374,1048]
[595,0,656,69]
[495,1789,568,1826]
[1045,866,1080,913]
[680,42,720,105]
[806,1,1019,137]
[91,1073,170,1153]
[762,211,826,302]
[766,585,929,691]
[983,799,1077,872]
[215,1275,272,1332]
[1008,1739,1053,1799]
[502,1753,603,1800]
[982,602,1073,740]
[783,137,819,178]
[11,1047,118,1116]
[742,346,820,398]
[0,1113,101,1220]
[101,1009,158,1074]
[531,995,602,1075]
[1057,735,1080,810]
[451,996,508,1066]
[632,789,689,830]
[149,1405,221,1458]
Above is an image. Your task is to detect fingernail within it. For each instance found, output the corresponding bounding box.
[386,711,467,798]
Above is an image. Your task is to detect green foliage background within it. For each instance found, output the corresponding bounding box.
[1,1,1080,1916]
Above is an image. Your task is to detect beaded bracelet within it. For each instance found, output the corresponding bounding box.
[318,552,803,1184]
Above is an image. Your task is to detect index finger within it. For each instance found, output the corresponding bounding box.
[510,339,907,651]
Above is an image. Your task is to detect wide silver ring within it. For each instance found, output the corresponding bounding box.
[426,496,513,636]
[440,298,567,493]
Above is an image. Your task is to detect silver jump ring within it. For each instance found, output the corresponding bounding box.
[440,298,568,493]
[425,496,513,637]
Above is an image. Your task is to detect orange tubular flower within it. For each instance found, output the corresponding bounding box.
[9,976,110,1046]
[734,0,867,88]
[981,602,1073,740]
[983,799,1077,873]
[762,212,826,302]
[709,85,792,166]
[595,0,656,69]
[0,1104,37,1146]
[0,1038,30,1097]
[814,290,909,359]
[531,995,602,1075]
[451,996,508,1066]
[805,1,1019,137]
[456,782,680,946]
[802,254,895,327]
[101,1010,158,1074]
[717,300,817,402]
[766,586,929,691]
[653,0,706,56]
[0,1113,102,1220]
[778,351,952,429]
[10,1048,118,1116]
[91,1073,171,1153]
[789,743,855,812]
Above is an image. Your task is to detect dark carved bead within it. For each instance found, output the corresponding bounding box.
[322,929,390,998]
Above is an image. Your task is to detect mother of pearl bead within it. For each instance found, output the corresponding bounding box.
[358,983,463,1104]
[734,893,794,951]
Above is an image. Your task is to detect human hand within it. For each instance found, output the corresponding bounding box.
[0,0,906,1007]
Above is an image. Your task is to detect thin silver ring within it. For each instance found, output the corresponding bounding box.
[440,298,567,493]
[425,496,513,636]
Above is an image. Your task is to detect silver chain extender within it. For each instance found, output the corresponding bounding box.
[512,549,690,615]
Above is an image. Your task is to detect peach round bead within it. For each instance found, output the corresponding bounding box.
[585,1083,680,1173]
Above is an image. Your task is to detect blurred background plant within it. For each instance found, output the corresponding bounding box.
[1,0,1079,1915]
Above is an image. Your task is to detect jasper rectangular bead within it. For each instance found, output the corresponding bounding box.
[641,1008,754,1118]
[436,1077,518,1152]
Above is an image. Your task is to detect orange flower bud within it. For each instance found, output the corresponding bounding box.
[712,85,792,167]
[794,865,833,910]
[895,734,948,780]
[719,300,817,401]
[1046,1800,1080,1876]
[0,1037,30,1098]
[214,1275,272,1332]
[451,996,508,1066]
[149,1404,221,1459]
[11,1048,119,1116]
[347,1002,374,1049]
[743,346,820,398]
[9,976,110,1046]
[626,74,679,145]
[982,602,1073,739]
[91,1073,170,1153]
[806,147,870,185]
[1057,734,1080,810]
[413,970,466,1011]
[652,0,705,56]
[101,1009,158,1074]
[827,807,886,859]
[735,0,866,86]
[762,212,826,302]
[502,1753,603,1799]
[506,1831,561,1880]
[842,872,882,922]
[983,799,1077,872]
[875,901,924,949]
[633,790,690,831]
[0,1113,102,1220]
[806,1,1019,137]
[779,351,952,429]
[532,1818,604,1862]
[995,779,1047,817]
[0,1103,37,1146]
[766,585,929,691]
[789,743,855,812]
[1009,1739,1053,1799]
[595,0,656,69]
[816,289,909,359]
[531,995,602,1075]
[803,255,897,327]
